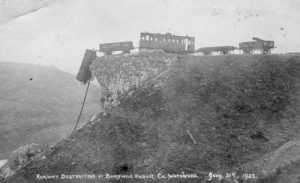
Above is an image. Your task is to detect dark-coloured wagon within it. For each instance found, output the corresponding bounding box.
[99,41,134,55]
[239,37,275,54]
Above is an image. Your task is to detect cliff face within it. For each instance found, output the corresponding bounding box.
[3,54,300,183]
[89,50,178,99]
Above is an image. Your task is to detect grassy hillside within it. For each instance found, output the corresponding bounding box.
[4,54,300,183]
[0,62,100,159]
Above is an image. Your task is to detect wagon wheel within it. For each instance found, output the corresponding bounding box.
[243,49,251,54]
[265,49,271,54]
[260,49,264,54]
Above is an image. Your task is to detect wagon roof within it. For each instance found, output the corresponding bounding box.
[140,32,195,39]
[100,41,133,45]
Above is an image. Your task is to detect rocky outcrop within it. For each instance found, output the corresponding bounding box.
[0,143,44,179]
[0,161,6,169]
[90,50,178,100]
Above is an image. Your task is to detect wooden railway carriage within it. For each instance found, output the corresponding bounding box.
[99,41,133,55]
[239,37,275,54]
[139,32,195,54]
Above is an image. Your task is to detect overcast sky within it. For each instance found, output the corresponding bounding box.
[0,0,299,74]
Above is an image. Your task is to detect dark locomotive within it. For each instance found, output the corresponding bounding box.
[97,33,275,55]
[139,32,195,54]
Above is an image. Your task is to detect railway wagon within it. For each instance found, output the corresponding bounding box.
[198,46,237,55]
[239,37,275,54]
[99,41,134,55]
[139,32,195,54]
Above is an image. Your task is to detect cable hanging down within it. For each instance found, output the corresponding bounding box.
[73,79,91,131]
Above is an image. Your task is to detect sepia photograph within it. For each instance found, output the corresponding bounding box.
[0,0,299,182]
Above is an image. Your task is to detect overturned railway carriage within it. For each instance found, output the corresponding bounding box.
[139,32,195,54]
[198,46,237,55]
[99,41,134,55]
[239,37,275,54]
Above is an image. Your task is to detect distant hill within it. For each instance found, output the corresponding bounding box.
[0,62,101,159]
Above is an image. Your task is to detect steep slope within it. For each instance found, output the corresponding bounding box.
[4,54,300,183]
[0,62,100,159]
[242,139,300,182]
